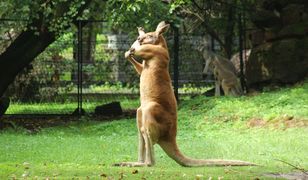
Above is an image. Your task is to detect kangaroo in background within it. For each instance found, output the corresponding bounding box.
[114,21,253,167]
[199,46,243,96]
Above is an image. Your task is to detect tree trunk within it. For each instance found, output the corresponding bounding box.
[0,1,93,99]
[0,30,55,97]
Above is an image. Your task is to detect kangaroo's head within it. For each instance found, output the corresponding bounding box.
[203,52,217,75]
[136,21,170,48]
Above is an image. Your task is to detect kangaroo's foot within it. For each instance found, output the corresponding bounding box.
[113,161,153,167]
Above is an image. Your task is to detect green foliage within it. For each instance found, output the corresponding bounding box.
[89,82,138,94]
[169,0,190,14]
[180,83,211,94]
[4,65,40,102]
[103,0,179,33]
[0,0,93,37]
[0,0,32,20]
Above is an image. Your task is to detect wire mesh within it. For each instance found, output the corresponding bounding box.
[1,19,249,115]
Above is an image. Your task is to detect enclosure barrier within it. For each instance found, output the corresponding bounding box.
[0,17,250,116]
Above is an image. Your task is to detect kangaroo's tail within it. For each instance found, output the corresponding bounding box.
[159,141,255,167]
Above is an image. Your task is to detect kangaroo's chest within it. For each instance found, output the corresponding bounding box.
[139,67,172,102]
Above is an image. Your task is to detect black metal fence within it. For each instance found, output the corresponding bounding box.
[1,19,248,115]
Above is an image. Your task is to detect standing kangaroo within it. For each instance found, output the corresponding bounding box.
[114,21,254,167]
[201,50,243,96]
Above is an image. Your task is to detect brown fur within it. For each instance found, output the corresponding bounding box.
[202,51,243,96]
[114,21,254,167]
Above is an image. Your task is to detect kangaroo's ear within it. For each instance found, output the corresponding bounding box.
[156,21,170,35]
[137,27,145,36]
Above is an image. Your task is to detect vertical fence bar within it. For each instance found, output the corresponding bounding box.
[242,3,248,92]
[77,21,81,114]
[238,12,246,92]
[77,20,84,115]
[173,26,179,102]
[211,36,214,52]
[80,21,83,114]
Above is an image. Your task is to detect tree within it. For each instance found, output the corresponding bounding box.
[169,0,245,58]
[0,0,94,99]
[0,0,179,100]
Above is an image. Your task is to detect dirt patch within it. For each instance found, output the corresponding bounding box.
[247,118,267,128]
[247,116,308,129]
[0,109,136,132]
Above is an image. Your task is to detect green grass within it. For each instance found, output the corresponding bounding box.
[179,82,308,129]
[0,82,307,179]
[6,98,140,114]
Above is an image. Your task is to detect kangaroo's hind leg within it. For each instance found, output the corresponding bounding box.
[113,106,159,167]
[141,110,157,166]
[137,108,146,163]
[215,79,221,96]
[113,107,147,167]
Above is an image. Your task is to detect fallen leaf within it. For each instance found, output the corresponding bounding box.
[23,162,30,169]
[118,172,124,180]
[11,174,17,180]
[53,172,60,177]
[132,169,138,174]
[100,173,107,177]
[22,172,29,177]
[195,174,204,179]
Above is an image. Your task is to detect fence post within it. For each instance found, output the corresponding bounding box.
[76,20,85,115]
[238,12,246,93]
[211,36,215,52]
[173,26,179,102]
[242,3,248,92]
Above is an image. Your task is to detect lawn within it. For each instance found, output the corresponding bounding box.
[0,82,307,179]
[5,96,140,114]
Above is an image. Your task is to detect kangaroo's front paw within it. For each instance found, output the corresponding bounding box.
[124,50,130,59]
[124,48,135,59]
